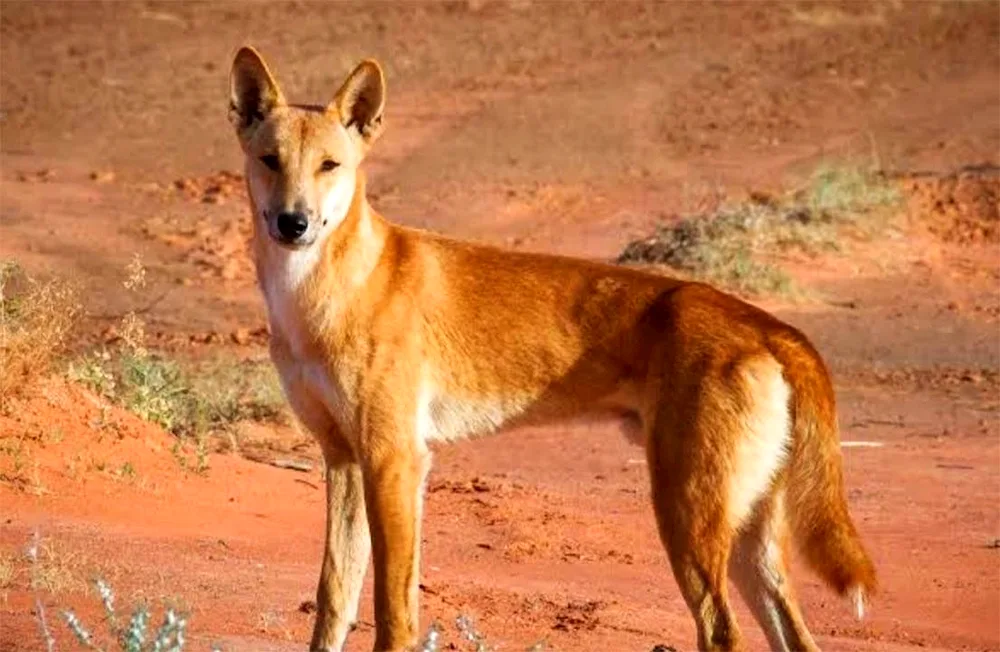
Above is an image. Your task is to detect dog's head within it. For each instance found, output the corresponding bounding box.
[228,46,385,249]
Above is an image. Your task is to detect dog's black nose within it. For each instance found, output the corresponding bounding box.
[276,212,309,241]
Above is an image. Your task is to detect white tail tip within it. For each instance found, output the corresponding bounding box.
[849,585,866,620]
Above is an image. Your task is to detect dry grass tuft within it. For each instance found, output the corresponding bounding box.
[0,262,79,411]
[617,164,902,297]
[27,539,87,595]
[0,553,15,589]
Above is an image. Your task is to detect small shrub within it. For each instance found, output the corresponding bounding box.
[26,532,216,652]
[68,351,118,399]
[35,576,212,652]
[118,352,191,434]
[68,253,285,442]
[806,164,901,218]
[0,262,79,411]
[617,163,902,297]
[61,579,191,652]
[70,349,286,440]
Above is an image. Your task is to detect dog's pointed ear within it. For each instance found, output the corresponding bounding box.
[330,59,386,145]
[229,46,285,133]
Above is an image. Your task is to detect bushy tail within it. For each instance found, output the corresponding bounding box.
[775,335,878,617]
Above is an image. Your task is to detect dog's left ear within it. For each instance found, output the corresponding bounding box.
[330,59,386,146]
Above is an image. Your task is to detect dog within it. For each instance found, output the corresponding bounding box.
[228,46,876,652]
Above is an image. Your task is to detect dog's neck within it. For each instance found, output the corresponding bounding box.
[309,169,388,294]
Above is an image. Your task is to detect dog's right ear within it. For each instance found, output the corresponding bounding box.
[229,46,285,134]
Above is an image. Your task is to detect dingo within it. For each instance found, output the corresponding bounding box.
[228,46,876,652]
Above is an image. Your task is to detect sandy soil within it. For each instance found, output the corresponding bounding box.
[1,2,998,651]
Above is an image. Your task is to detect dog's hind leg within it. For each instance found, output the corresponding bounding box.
[647,407,744,651]
[729,487,820,652]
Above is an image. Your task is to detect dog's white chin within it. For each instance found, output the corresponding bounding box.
[271,234,317,250]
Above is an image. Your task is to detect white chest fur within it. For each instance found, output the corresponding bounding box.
[260,246,322,357]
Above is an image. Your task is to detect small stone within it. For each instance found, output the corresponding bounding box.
[220,259,240,280]
[960,371,983,385]
[102,325,120,343]
[231,328,251,345]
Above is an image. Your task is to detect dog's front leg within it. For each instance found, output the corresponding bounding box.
[362,439,430,652]
[310,442,371,652]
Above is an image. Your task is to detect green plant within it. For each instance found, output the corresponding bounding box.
[115,462,137,481]
[60,579,190,652]
[118,353,188,432]
[70,350,286,442]
[805,164,900,218]
[68,352,118,399]
[26,530,220,652]
[65,255,286,449]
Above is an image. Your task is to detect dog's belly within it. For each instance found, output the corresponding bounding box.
[417,391,527,443]
[416,383,646,446]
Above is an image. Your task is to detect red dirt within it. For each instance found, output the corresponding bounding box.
[1,2,998,651]
[903,167,1000,245]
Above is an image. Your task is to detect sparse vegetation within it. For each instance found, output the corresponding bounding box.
[38,576,207,652]
[420,614,547,652]
[617,164,903,296]
[24,531,213,651]
[60,579,192,652]
[0,434,48,494]
[66,255,286,448]
[27,538,86,595]
[0,553,15,598]
[0,262,79,412]
[70,349,286,441]
[806,163,901,217]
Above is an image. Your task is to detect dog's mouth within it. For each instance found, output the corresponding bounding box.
[270,230,316,249]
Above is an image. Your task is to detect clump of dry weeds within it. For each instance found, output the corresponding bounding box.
[617,164,903,297]
[0,262,79,411]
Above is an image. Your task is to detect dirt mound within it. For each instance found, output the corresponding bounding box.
[0,376,194,495]
[903,166,1000,244]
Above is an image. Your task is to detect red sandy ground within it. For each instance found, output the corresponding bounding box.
[1,3,998,651]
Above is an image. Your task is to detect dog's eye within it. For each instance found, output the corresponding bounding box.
[260,155,280,171]
[319,159,339,173]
